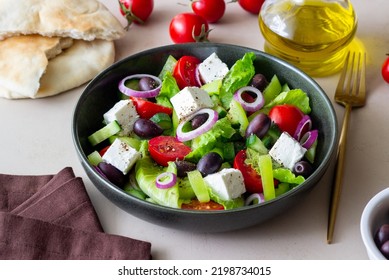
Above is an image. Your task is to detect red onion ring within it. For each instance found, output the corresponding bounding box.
[195,65,204,87]
[293,115,312,141]
[245,193,265,206]
[176,108,218,142]
[155,172,177,189]
[300,129,318,149]
[233,86,265,112]
[118,74,162,98]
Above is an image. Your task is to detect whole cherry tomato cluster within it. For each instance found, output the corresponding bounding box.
[118,0,265,43]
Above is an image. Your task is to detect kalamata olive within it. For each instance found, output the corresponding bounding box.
[375,224,389,248]
[175,160,197,177]
[245,113,271,139]
[380,240,389,259]
[191,113,208,129]
[197,152,223,176]
[98,162,126,187]
[138,76,158,91]
[250,73,268,91]
[133,118,163,138]
[292,161,313,177]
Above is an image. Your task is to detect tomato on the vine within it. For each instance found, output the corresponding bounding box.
[236,0,265,14]
[382,55,389,83]
[191,0,226,23]
[173,56,201,89]
[169,12,210,44]
[119,0,154,30]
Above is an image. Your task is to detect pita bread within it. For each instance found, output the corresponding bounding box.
[0,35,73,98]
[0,38,115,99]
[0,0,125,41]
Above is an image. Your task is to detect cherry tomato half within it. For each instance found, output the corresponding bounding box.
[173,56,201,89]
[191,0,226,23]
[237,0,265,14]
[119,0,154,26]
[268,104,304,136]
[130,97,173,119]
[382,55,389,83]
[233,150,263,193]
[148,136,192,167]
[169,12,209,44]
[181,199,224,210]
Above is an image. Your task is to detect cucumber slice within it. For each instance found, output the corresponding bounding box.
[87,151,103,166]
[263,75,282,104]
[158,55,177,80]
[150,113,172,130]
[246,134,268,155]
[88,121,121,146]
[257,154,276,201]
[187,170,210,203]
[227,99,249,137]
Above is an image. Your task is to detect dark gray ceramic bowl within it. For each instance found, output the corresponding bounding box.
[72,43,338,233]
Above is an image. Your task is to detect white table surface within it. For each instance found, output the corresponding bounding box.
[1,0,388,260]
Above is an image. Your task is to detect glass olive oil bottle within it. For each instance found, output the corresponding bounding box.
[259,0,357,76]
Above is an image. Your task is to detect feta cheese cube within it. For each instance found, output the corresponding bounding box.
[170,86,214,121]
[103,99,139,136]
[269,132,307,170]
[102,138,141,175]
[204,168,246,201]
[198,53,229,84]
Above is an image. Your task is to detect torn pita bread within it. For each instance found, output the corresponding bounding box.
[0,0,125,41]
[0,37,115,99]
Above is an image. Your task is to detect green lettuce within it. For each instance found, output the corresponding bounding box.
[135,156,181,208]
[209,189,244,210]
[220,52,256,109]
[264,89,311,114]
[185,117,236,162]
[155,72,180,108]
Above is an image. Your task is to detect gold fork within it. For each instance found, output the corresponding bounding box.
[327,51,366,244]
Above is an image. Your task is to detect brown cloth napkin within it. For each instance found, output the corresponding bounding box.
[0,167,151,260]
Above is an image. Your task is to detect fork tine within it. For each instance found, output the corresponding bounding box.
[335,51,350,96]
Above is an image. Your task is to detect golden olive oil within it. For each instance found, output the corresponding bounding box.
[259,0,357,76]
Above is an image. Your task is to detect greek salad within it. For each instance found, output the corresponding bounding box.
[86,51,318,211]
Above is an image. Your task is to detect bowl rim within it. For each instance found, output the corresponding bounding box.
[72,42,339,216]
[360,187,389,260]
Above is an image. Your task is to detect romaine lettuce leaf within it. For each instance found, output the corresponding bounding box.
[273,168,305,185]
[135,156,181,208]
[209,189,244,210]
[220,52,256,109]
[264,89,311,114]
[185,117,236,162]
[156,72,180,108]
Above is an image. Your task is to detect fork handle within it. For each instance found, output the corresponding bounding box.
[327,103,352,244]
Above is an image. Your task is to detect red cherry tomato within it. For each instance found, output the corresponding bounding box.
[237,0,265,14]
[181,199,225,210]
[148,136,192,167]
[233,150,263,193]
[99,145,110,156]
[191,0,226,23]
[119,0,154,28]
[382,55,389,83]
[169,12,210,44]
[268,104,304,136]
[130,97,173,119]
[173,55,201,89]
